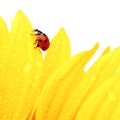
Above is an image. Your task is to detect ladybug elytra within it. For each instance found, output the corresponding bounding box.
[34,29,50,51]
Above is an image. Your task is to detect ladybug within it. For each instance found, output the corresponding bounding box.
[33,29,50,51]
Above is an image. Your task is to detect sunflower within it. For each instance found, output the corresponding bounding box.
[0,10,120,120]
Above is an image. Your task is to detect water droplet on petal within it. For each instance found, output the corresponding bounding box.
[33,74,40,80]
[23,63,31,72]
[91,76,96,81]
[115,68,120,73]
[3,114,7,119]
[108,91,116,101]
[36,60,42,68]
[118,109,120,113]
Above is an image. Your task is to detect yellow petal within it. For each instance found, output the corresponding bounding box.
[27,28,71,119]
[100,46,110,56]
[0,10,42,120]
[0,17,8,72]
[57,46,120,120]
[93,80,120,120]
[90,47,120,92]
[45,43,98,120]
[75,73,120,120]
[35,43,98,120]
[42,27,71,81]
[0,17,8,44]
[110,96,120,120]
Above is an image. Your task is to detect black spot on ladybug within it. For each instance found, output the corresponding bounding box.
[42,47,46,50]
[38,39,42,42]
[44,39,48,42]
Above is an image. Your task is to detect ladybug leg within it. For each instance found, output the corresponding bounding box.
[34,43,39,48]
[34,46,37,49]
[33,39,38,48]
[33,39,37,44]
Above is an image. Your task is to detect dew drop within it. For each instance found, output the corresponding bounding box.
[108,91,116,101]
[3,114,7,119]
[91,76,96,81]
[115,68,120,73]
[4,44,8,49]
[36,60,42,68]
[23,63,31,72]
[33,74,39,80]
[118,109,120,113]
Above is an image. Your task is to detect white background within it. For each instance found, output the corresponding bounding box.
[0,0,120,69]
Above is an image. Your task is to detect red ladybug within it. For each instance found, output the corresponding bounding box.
[34,29,50,51]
